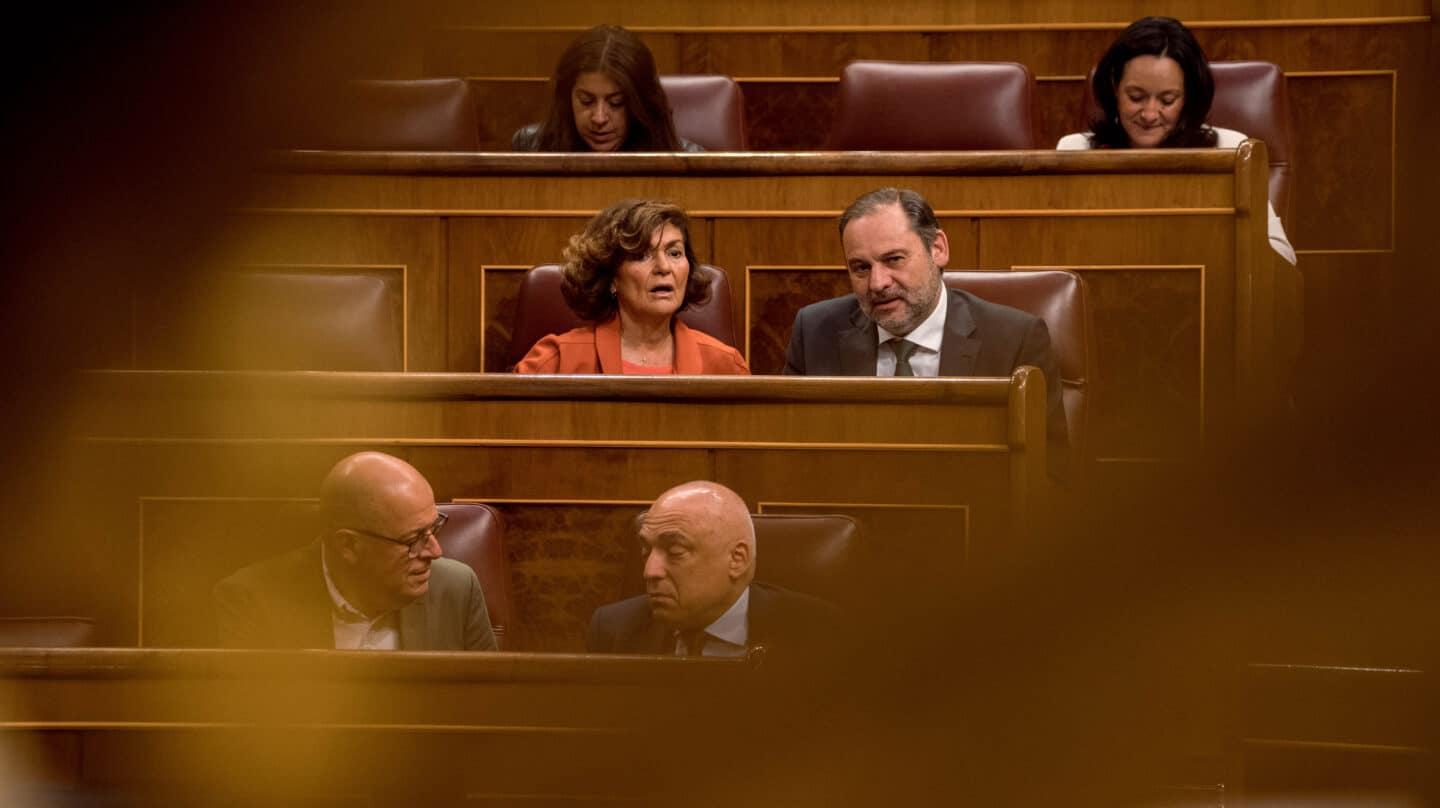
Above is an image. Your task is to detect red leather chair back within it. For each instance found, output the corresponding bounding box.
[660,75,747,151]
[437,502,517,650]
[750,513,860,607]
[0,617,98,647]
[944,270,1095,468]
[1081,61,1293,220]
[295,78,481,151]
[829,61,1039,150]
[506,263,738,370]
[1209,61,1294,220]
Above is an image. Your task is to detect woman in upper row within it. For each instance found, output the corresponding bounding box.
[1057,16,1296,265]
[513,25,703,153]
[515,198,749,375]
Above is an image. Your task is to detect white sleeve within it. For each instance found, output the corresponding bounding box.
[1267,202,1297,265]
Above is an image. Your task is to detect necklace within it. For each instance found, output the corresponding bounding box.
[625,338,672,365]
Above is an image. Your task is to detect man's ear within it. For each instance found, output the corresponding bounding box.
[728,540,752,580]
[930,227,950,269]
[328,531,361,565]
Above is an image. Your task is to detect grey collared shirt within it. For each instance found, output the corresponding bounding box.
[675,586,750,658]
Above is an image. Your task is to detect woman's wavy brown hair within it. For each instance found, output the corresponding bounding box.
[561,199,711,322]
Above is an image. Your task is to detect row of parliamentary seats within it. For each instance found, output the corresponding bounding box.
[1,455,860,657]
[290,57,1291,219]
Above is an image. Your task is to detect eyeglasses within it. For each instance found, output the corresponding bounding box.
[341,513,448,558]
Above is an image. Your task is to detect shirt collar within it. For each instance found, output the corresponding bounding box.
[696,585,750,647]
[320,541,378,623]
[876,283,947,352]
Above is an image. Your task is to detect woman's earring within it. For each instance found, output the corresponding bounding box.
[609,285,617,298]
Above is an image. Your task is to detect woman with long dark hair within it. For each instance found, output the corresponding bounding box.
[512,25,699,152]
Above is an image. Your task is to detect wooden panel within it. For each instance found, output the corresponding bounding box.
[1075,268,1205,460]
[1289,72,1394,251]
[743,81,836,150]
[447,217,586,372]
[745,267,849,374]
[430,2,1428,29]
[982,215,1232,460]
[0,649,748,801]
[467,78,548,150]
[423,29,683,77]
[475,501,642,653]
[1291,251,1396,410]
[685,32,930,75]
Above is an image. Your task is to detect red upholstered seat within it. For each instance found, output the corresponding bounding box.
[295,78,481,151]
[660,75,747,151]
[829,61,1040,150]
[437,502,517,650]
[506,263,738,370]
[943,270,1096,471]
[1082,61,1294,220]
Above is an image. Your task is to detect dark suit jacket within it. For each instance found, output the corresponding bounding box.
[783,287,1069,454]
[585,581,840,658]
[213,541,497,650]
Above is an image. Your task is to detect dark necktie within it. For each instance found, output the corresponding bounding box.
[679,629,708,657]
[891,338,917,377]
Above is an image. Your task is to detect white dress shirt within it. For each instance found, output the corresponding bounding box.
[875,285,948,377]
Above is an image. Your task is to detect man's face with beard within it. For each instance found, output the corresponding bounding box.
[842,203,949,336]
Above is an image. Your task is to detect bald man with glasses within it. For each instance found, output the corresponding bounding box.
[214,452,497,650]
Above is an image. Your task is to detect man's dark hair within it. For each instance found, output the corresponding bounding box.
[838,187,941,251]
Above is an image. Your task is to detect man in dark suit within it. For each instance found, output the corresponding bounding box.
[214,451,496,650]
[783,187,1067,453]
[587,481,837,659]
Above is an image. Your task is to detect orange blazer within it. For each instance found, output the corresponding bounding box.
[515,317,750,375]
